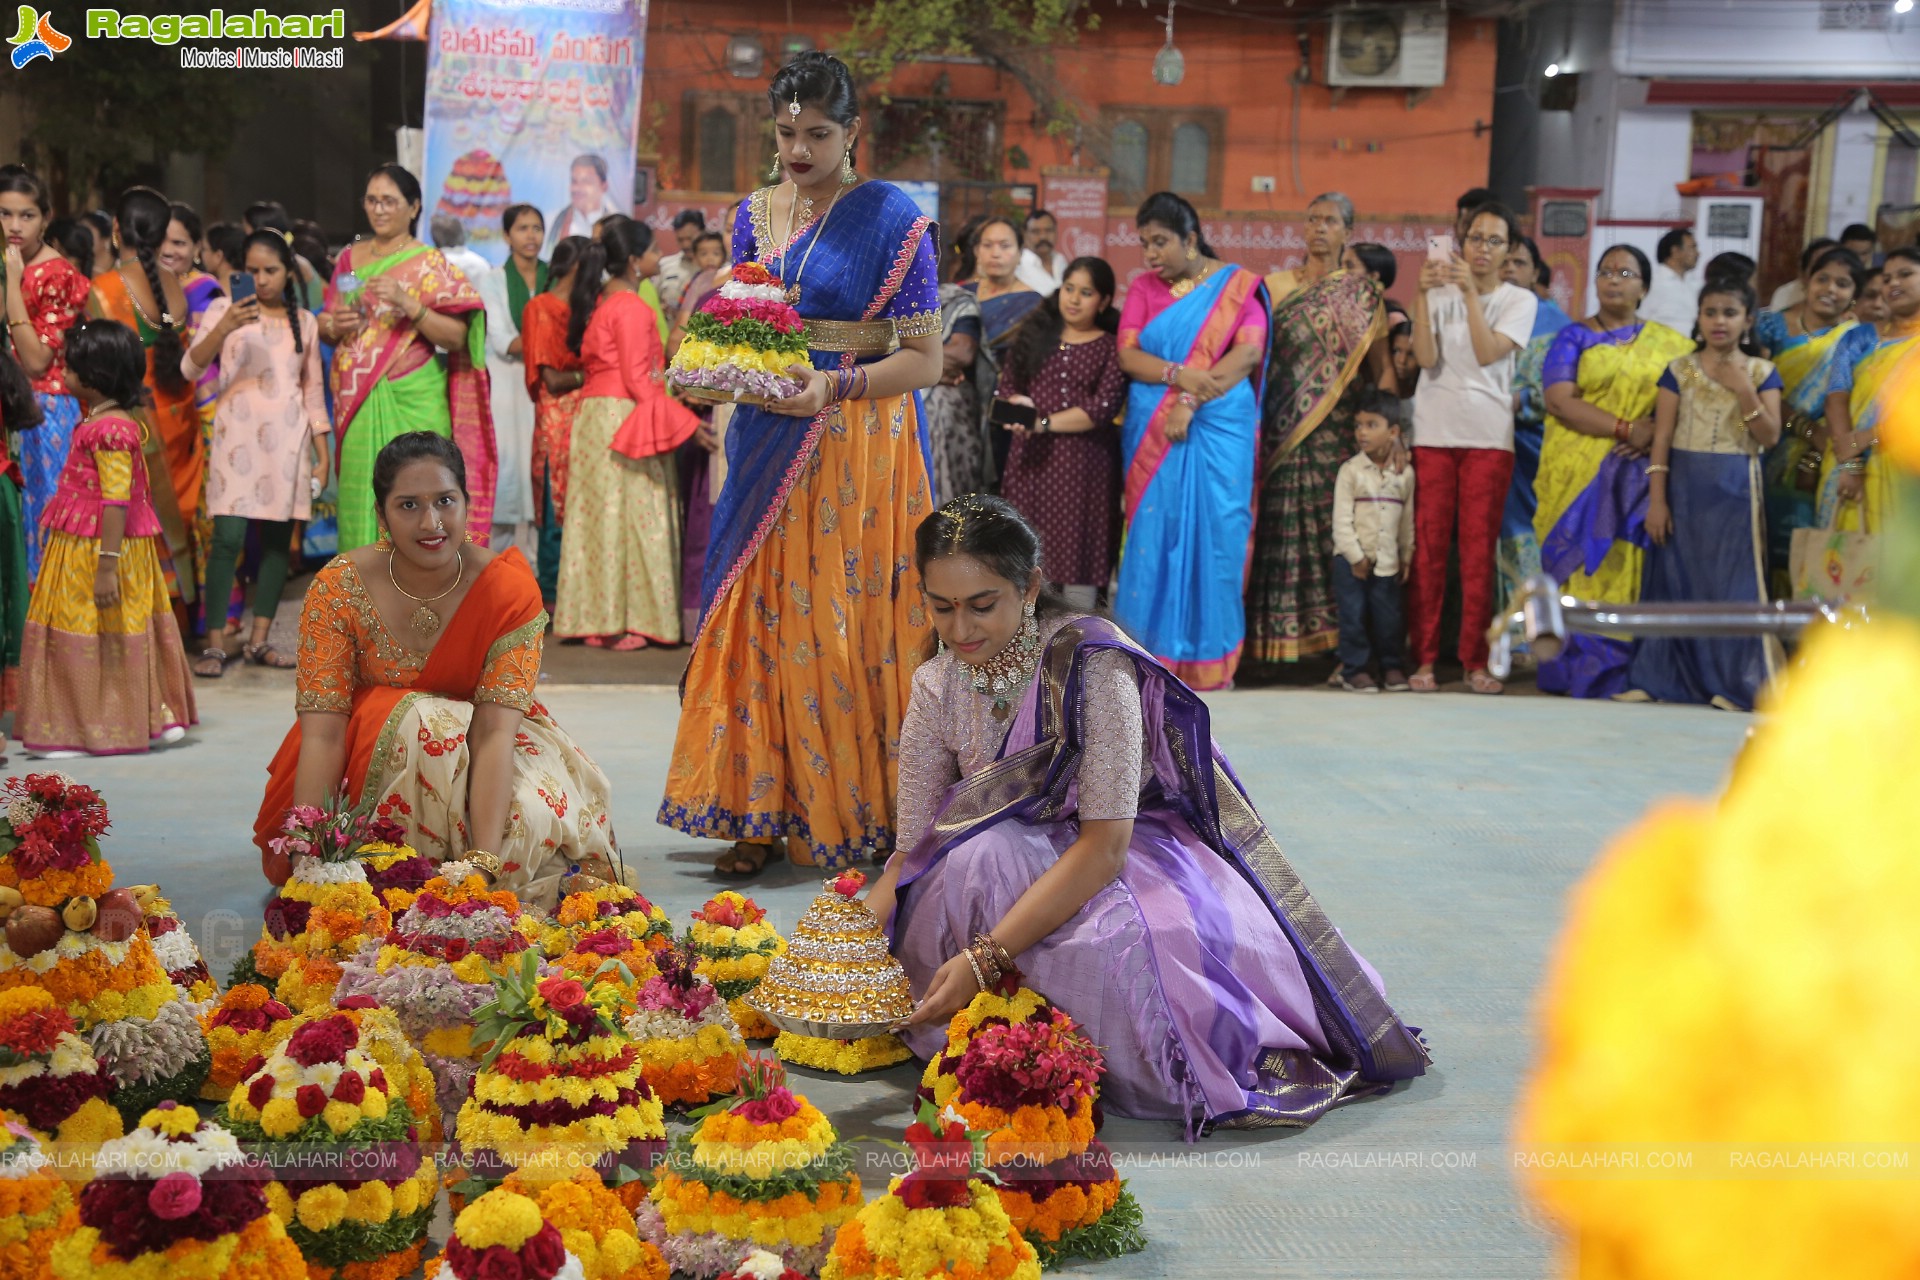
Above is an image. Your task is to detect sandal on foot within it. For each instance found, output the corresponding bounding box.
[1408,672,1440,693]
[609,633,650,652]
[244,642,297,669]
[193,647,236,678]
[1466,669,1504,695]
[713,841,772,879]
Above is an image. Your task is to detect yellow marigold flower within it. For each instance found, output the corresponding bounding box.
[139,1104,200,1138]
[361,1090,388,1120]
[258,1097,303,1139]
[454,1187,545,1250]
[392,1173,421,1217]
[265,1180,295,1224]
[346,1178,393,1224]
[296,1183,350,1233]
[321,1101,362,1136]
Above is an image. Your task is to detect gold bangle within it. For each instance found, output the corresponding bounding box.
[463,850,503,880]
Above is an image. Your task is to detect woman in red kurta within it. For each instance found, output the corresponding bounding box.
[551,217,697,649]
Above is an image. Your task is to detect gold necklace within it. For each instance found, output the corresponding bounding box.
[960,613,1042,721]
[1169,260,1218,300]
[387,547,464,638]
[775,180,846,305]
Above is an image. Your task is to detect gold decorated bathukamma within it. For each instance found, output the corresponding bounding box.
[749,881,915,1038]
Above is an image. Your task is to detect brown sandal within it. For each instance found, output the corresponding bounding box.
[713,841,772,879]
[193,647,236,678]
[244,642,297,670]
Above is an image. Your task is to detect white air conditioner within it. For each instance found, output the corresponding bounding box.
[1326,6,1449,89]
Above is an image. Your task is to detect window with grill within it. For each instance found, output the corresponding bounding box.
[680,91,765,194]
[698,108,738,195]
[869,98,1004,181]
[1100,109,1225,208]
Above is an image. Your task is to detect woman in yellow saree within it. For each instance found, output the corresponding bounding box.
[1535,246,1694,698]
[1817,247,1920,533]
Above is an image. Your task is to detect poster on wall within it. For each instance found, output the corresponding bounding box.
[422,0,646,268]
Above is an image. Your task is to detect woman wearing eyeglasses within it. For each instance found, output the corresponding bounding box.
[1532,244,1693,699]
[318,164,496,552]
[1405,202,1537,694]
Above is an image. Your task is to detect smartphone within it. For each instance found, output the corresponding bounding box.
[1426,233,1455,263]
[989,398,1038,429]
[229,272,257,304]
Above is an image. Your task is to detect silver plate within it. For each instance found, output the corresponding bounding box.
[746,996,907,1042]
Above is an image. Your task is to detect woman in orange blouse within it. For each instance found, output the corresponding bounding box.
[254,432,624,909]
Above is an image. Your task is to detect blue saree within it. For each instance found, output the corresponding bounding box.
[660,180,944,869]
[1113,266,1270,690]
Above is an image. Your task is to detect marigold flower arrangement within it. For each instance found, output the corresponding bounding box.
[0,987,124,1149]
[915,987,1144,1266]
[455,955,667,1191]
[197,985,295,1102]
[425,1187,587,1280]
[500,1169,668,1280]
[620,947,746,1108]
[0,787,211,1125]
[219,1013,433,1280]
[1517,617,1920,1280]
[821,1097,1041,1280]
[0,1121,77,1280]
[49,1102,308,1280]
[541,884,673,961]
[249,802,399,1012]
[335,874,536,1119]
[139,890,216,1005]
[690,892,784,1040]
[667,262,812,404]
[299,997,447,1146]
[637,1055,862,1278]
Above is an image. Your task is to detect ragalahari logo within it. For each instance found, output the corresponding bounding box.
[9,6,71,67]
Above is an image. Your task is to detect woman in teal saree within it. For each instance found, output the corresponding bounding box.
[319,164,495,550]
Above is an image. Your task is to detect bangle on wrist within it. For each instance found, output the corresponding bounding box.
[1162,362,1184,387]
[462,850,503,881]
[98,550,122,560]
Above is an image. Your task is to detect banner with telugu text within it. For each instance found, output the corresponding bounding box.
[421,0,645,269]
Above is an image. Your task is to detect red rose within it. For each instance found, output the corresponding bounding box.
[898,1170,971,1210]
[443,937,470,962]
[368,1068,388,1094]
[294,1084,328,1119]
[332,1071,365,1105]
[246,1075,275,1111]
[263,1000,291,1020]
[520,1224,565,1277]
[536,977,587,1013]
[240,1054,267,1082]
[285,1016,357,1067]
[474,1246,525,1280]
[334,996,378,1011]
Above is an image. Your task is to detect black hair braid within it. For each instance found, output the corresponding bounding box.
[131,241,189,396]
[567,239,610,354]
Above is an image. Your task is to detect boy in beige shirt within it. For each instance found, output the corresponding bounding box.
[1332,391,1416,692]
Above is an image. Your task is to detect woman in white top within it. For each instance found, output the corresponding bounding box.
[1407,202,1537,694]
[477,203,546,547]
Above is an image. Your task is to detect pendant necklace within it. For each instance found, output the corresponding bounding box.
[388,546,464,638]
[775,179,845,305]
[962,611,1042,721]
[1170,260,1218,300]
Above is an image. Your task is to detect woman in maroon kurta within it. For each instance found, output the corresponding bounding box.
[994,258,1128,603]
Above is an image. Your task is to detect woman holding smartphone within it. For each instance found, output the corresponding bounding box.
[184,230,331,676]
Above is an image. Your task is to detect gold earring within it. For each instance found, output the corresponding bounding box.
[767,151,783,182]
[841,152,857,185]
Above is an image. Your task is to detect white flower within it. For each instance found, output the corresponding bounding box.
[733,1250,790,1280]
[3,796,41,828]
[436,859,479,884]
[150,929,199,973]
[291,859,370,886]
[548,1252,587,1280]
[304,1061,344,1092]
[94,1120,244,1176]
[941,1104,969,1130]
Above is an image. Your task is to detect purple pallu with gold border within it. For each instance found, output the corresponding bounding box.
[890,616,1427,1131]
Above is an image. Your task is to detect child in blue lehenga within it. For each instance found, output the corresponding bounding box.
[1630,278,1784,711]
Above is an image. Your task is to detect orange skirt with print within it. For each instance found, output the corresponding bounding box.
[659,392,931,869]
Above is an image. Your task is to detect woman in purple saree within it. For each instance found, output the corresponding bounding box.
[870,496,1426,1130]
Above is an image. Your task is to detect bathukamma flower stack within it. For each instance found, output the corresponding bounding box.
[0,774,208,1121]
[820,1098,1040,1280]
[197,984,295,1102]
[918,988,1145,1267]
[245,803,396,1012]
[753,873,912,1075]
[139,889,216,1005]
[499,1168,669,1280]
[637,1055,861,1278]
[620,946,746,1108]
[219,1013,434,1280]
[425,1187,583,1280]
[50,1102,307,1280]
[0,987,122,1149]
[0,1122,76,1280]
[689,892,784,1040]
[540,883,673,964]
[667,261,811,404]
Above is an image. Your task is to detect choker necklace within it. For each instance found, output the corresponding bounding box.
[388,546,464,637]
[959,607,1042,721]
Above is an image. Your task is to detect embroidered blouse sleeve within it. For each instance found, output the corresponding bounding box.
[1076,649,1146,821]
[474,616,544,712]
[295,560,361,714]
[731,199,758,266]
[881,222,942,339]
[894,658,960,851]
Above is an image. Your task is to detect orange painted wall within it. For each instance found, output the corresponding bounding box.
[641,0,1497,221]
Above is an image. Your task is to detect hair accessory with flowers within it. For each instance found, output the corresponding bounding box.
[218,1013,434,1279]
[689,893,785,1041]
[454,954,667,1192]
[428,1187,586,1280]
[0,987,123,1146]
[914,987,1145,1266]
[637,1053,860,1279]
[52,1102,308,1280]
[620,946,746,1108]
[819,1096,1041,1280]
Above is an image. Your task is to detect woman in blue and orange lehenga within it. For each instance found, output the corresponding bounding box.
[659,53,943,877]
[1113,192,1269,691]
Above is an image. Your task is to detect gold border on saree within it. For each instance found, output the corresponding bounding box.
[808,318,900,355]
